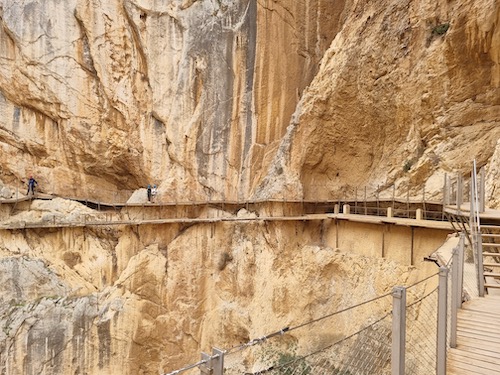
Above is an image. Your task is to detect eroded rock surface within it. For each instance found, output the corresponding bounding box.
[0,0,340,202]
[0,0,498,374]
[255,0,500,202]
[0,219,429,374]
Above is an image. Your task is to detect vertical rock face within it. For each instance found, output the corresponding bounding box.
[0,0,498,201]
[255,0,500,202]
[0,0,499,374]
[0,220,423,374]
[0,0,341,201]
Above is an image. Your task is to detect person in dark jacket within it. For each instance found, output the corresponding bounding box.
[27,176,38,195]
[147,184,152,202]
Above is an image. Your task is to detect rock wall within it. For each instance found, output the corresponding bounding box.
[255,0,500,202]
[1,0,498,203]
[0,0,341,202]
[0,213,436,374]
[0,0,499,374]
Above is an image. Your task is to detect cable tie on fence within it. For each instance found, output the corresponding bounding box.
[247,336,266,347]
[268,326,290,339]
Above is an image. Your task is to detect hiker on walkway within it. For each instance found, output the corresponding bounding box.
[147,184,152,202]
[27,176,38,195]
[151,184,158,203]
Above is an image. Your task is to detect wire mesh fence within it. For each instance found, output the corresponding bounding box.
[405,288,438,375]
[161,268,457,375]
[241,313,393,375]
[220,292,394,375]
[162,291,396,375]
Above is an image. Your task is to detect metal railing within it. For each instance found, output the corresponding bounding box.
[0,187,452,230]
[470,160,485,296]
[159,230,479,375]
[160,247,480,375]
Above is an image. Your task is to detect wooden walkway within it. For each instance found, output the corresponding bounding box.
[447,295,500,375]
[0,212,455,230]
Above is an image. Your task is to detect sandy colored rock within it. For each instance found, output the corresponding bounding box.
[0,214,443,374]
[254,0,500,203]
[0,0,341,202]
[0,0,498,374]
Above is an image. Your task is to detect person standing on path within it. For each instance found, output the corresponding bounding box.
[27,176,37,195]
[147,184,152,202]
[151,184,157,203]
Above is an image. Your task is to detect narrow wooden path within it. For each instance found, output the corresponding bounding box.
[0,212,454,230]
[447,295,500,375]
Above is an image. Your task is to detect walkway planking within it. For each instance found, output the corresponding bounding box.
[447,295,500,375]
[0,212,455,230]
[0,194,464,230]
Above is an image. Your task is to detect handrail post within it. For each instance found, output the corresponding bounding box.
[458,233,465,302]
[479,167,485,213]
[437,267,448,375]
[450,249,458,348]
[392,286,406,375]
[200,352,211,374]
[199,348,224,375]
[472,162,482,298]
[476,233,484,297]
[456,174,462,212]
[422,186,426,219]
[470,166,476,231]
[212,348,224,375]
[450,246,460,348]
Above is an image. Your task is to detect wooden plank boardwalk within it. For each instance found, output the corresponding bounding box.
[447,295,500,375]
[0,212,454,230]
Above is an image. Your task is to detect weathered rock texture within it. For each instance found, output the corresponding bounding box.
[0,209,435,374]
[0,0,341,202]
[0,0,498,374]
[256,0,500,202]
[0,0,498,202]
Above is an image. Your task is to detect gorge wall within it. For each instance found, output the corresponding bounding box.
[1,0,497,203]
[0,204,446,374]
[0,0,499,374]
[0,0,343,201]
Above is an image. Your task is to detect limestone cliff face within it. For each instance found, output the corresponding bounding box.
[0,0,499,374]
[255,0,500,202]
[0,0,340,201]
[0,0,498,202]
[0,212,423,374]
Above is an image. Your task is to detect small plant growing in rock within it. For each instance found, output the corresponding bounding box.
[403,160,412,172]
[276,352,311,375]
[432,23,450,36]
